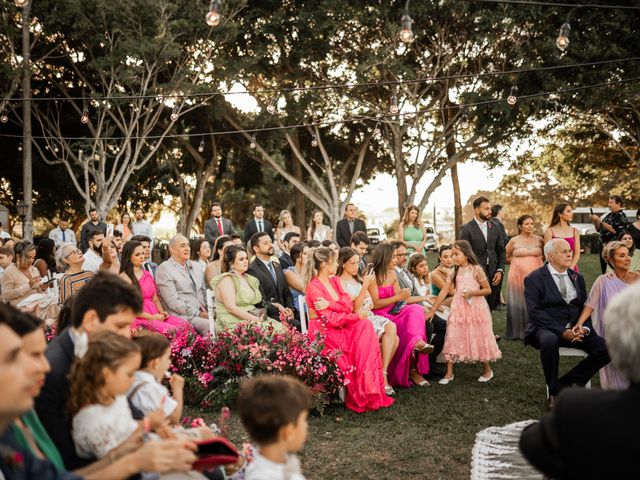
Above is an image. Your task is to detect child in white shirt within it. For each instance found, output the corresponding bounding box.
[238,376,311,480]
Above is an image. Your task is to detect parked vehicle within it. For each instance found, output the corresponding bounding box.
[367,227,387,246]
[424,223,438,251]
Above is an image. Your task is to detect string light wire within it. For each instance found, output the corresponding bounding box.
[473,0,640,10]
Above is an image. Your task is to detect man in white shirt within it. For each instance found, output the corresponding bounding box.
[132,208,154,249]
[49,216,77,248]
[0,222,10,240]
[81,229,105,273]
[523,238,609,410]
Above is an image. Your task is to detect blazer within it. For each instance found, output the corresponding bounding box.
[204,217,236,245]
[493,218,508,245]
[155,258,207,322]
[243,219,274,244]
[523,266,591,345]
[336,218,367,248]
[278,251,293,270]
[247,258,293,319]
[520,384,640,479]
[459,219,505,277]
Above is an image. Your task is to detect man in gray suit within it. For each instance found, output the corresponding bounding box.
[204,203,236,246]
[155,234,209,334]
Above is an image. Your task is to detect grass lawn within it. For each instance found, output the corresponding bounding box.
[190,254,603,480]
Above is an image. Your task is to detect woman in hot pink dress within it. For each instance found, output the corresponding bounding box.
[119,241,193,334]
[304,246,394,413]
[428,240,501,384]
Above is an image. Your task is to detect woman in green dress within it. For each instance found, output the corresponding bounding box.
[398,205,428,259]
[211,245,285,332]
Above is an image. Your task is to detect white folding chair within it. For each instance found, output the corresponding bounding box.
[206,289,216,340]
[546,347,591,398]
[298,294,308,334]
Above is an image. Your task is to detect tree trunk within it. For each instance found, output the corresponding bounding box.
[21,3,33,241]
[451,163,462,239]
[292,155,305,232]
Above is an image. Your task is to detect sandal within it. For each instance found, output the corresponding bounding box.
[384,384,396,396]
[413,342,435,355]
[410,369,430,387]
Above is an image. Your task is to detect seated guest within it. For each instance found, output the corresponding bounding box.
[520,282,640,479]
[321,240,339,255]
[56,244,93,304]
[120,241,193,334]
[2,306,194,479]
[350,231,370,277]
[572,241,639,390]
[247,232,296,328]
[204,235,232,285]
[112,229,124,256]
[338,247,399,395]
[191,238,211,271]
[283,243,307,313]
[0,246,14,285]
[1,241,46,307]
[98,236,120,274]
[130,234,157,278]
[304,247,394,412]
[524,238,610,410]
[238,376,311,480]
[306,239,321,248]
[229,234,243,246]
[34,272,150,470]
[155,235,209,335]
[2,237,16,251]
[430,244,455,307]
[211,245,284,332]
[34,238,57,279]
[278,231,300,270]
[407,253,432,297]
[80,229,105,273]
[48,215,77,248]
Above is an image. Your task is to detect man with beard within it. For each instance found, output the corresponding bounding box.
[459,196,506,312]
[81,229,105,273]
[79,209,106,252]
[247,232,297,329]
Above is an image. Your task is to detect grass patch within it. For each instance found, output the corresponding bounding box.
[188,254,602,479]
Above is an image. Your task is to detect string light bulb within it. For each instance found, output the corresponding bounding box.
[460,110,470,129]
[0,108,8,123]
[390,94,399,114]
[249,135,256,149]
[556,22,571,51]
[14,0,29,7]
[80,107,89,124]
[399,14,414,44]
[507,86,518,106]
[266,96,277,114]
[18,142,22,151]
[170,106,179,122]
[198,140,205,152]
[311,135,318,147]
[205,0,222,27]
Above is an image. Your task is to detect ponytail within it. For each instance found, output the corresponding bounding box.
[302,246,334,287]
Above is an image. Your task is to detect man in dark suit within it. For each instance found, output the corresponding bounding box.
[277,231,300,270]
[204,202,236,246]
[459,196,505,311]
[336,203,367,248]
[243,204,274,245]
[520,282,640,479]
[491,204,508,306]
[524,238,609,410]
[35,272,147,470]
[247,232,298,329]
[350,231,370,277]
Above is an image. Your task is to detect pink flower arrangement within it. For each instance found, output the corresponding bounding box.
[154,322,346,412]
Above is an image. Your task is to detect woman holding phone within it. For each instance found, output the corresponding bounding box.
[368,243,432,387]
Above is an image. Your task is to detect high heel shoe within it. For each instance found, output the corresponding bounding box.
[410,369,430,387]
[413,343,435,355]
[438,375,454,385]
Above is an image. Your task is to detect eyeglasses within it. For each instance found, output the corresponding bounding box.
[64,249,82,258]
[395,252,408,257]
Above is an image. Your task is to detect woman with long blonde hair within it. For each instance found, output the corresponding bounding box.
[275,209,301,252]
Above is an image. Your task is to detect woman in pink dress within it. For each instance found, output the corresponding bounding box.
[304,246,394,413]
[368,243,432,388]
[428,240,501,384]
[544,204,580,271]
[119,240,193,333]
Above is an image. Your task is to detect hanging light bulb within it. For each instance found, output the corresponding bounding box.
[249,135,256,149]
[266,96,277,114]
[311,135,318,147]
[198,140,205,152]
[0,108,8,124]
[390,94,399,114]
[18,142,23,151]
[507,86,518,106]
[399,14,414,44]
[80,107,89,124]
[460,110,470,129]
[205,0,222,27]
[53,145,59,153]
[170,106,179,122]
[556,22,571,51]
[14,0,29,7]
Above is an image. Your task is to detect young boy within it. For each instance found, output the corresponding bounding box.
[0,246,14,283]
[238,376,311,480]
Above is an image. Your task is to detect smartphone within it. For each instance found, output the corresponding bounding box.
[589,208,594,216]
[389,300,406,315]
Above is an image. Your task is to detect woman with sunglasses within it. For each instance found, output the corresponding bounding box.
[56,243,94,304]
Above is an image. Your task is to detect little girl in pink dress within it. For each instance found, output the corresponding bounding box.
[428,240,501,384]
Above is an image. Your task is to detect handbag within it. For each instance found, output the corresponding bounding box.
[192,436,240,471]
